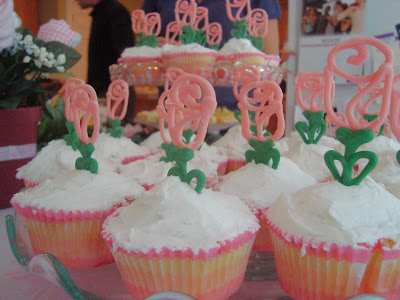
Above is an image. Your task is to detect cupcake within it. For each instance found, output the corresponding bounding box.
[265,177,400,300]
[190,142,228,178]
[216,158,316,252]
[161,43,218,75]
[140,129,171,152]
[11,169,145,268]
[102,176,259,300]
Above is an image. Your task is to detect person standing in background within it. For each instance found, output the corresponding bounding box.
[76,0,134,96]
[142,0,281,110]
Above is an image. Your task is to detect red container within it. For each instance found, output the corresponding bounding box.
[0,107,41,209]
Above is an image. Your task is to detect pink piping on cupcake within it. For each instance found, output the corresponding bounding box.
[162,51,219,60]
[12,202,123,223]
[121,152,152,165]
[218,52,280,62]
[102,209,257,261]
[117,56,162,64]
[23,179,39,189]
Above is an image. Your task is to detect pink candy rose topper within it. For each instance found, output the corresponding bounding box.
[193,6,209,31]
[234,66,284,142]
[165,21,182,45]
[206,22,223,47]
[225,0,251,22]
[175,0,197,27]
[106,80,129,120]
[157,73,217,151]
[131,10,161,36]
[247,8,268,38]
[71,84,100,144]
[295,71,326,113]
[62,78,85,122]
[324,37,394,132]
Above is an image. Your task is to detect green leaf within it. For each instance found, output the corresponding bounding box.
[44,41,81,71]
[0,96,20,108]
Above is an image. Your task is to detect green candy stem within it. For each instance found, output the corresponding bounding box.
[75,143,98,174]
[160,142,206,194]
[136,32,158,48]
[64,121,81,151]
[106,118,123,138]
[295,110,327,145]
[363,114,385,136]
[245,139,280,169]
[180,25,197,45]
[245,35,264,51]
[324,128,378,186]
[194,30,207,46]
[397,150,400,165]
[209,44,220,50]
[230,20,248,39]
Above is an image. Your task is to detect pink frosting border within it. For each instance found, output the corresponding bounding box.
[162,52,219,60]
[117,56,162,64]
[262,211,400,262]
[23,179,39,189]
[121,152,152,165]
[218,52,281,62]
[102,208,257,261]
[12,202,123,223]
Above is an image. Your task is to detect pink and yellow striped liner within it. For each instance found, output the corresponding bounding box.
[225,159,246,174]
[264,212,400,300]
[12,202,120,269]
[102,211,256,300]
[252,209,273,252]
[162,52,218,74]
[117,56,162,64]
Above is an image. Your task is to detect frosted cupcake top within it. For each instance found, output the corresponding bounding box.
[359,135,400,154]
[102,176,259,254]
[140,130,170,150]
[219,38,264,55]
[16,139,115,184]
[12,169,144,213]
[94,132,150,166]
[266,177,400,247]
[212,124,251,160]
[120,46,161,58]
[161,43,218,55]
[216,159,316,210]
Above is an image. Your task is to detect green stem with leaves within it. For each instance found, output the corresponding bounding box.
[324,128,378,186]
[295,110,327,144]
[106,118,123,138]
[75,143,98,174]
[63,121,81,150]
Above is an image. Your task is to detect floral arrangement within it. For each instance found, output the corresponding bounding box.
[0,27,81,109]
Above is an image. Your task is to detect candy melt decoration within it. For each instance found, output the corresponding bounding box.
[206,22,222,50]
[245,139,280,169]
[157,73,217,193]
[324,37,394,132]
[193,7,209,31]
[324,128,377,186]
[157,74,217,151]
[247,9,268,38]
[71,84,100,174]
[106,80,129,138]
[175,0,197,27]
[225,0,251,22]
[131,10,161,47]
[294,71,327,144]
[165,21,182,45]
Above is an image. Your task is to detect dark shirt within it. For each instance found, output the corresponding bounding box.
[142,0,281,110]
[88,0,134,96]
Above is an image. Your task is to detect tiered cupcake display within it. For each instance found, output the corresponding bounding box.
[102,73,259,300]
[265,37,400,300]
[11,83,144,269]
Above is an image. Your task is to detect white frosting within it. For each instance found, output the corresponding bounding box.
[216,159,316,210]
[120,156,174,186]
[16,139,115,184]
[212,125,250,160]
[140,130,170,150]
[12,170,145,212]
[283,143,336,182]
[162,43,217,55]
[94,133,149,166]
[267,177,400,247]
[386,183,400,199]
[120,46,161,58]
[359,135,400,154]
[219,38,263,55]
[194,143,227,164]
[276,131,343,156]
[102,176,259,254]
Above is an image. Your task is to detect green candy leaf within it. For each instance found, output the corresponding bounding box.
[143,35,159,48]
[245,35,264,51]
[194,30,207,46]
[245,139,280,169]
[231,20,248,39]
[234,111,242,123]
[180,26,197,45]
[363,114,385,136]
[324,128,377,186]
[209,44,220,50]
[186,169,206,194]
[136,33,145,46]
[295,110,327,145]
[397,150,400,165]
[64,121,81,150]
[106,118,123,138]
[75,143,98,174]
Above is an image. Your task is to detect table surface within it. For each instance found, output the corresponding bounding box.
[0,207,290,300]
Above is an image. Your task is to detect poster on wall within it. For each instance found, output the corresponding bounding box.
[298,0,367,83]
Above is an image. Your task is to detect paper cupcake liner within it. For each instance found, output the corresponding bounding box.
[23,179,39,189]
[117,56,162,64]
[265,212,400,300]
[162,52,217,73]
[102,212,255,300]
[217,161,228,177]
[225,159,246,174]
[122,152,152,165]
[13,203,121,269]
[217,53,266,65]
[252,210,273,252]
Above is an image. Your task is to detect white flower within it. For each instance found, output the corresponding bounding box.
[33,46,40,57]
[15,33,23,41]
[22,56,31,63]
[39,47,46,54]
[57,54,66,65]
[43,59,54,68]
[34,59,42,68]
[56,66,65,72]
[23,35,33,45]
[46,52,54,60]
[39,52,47,62]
